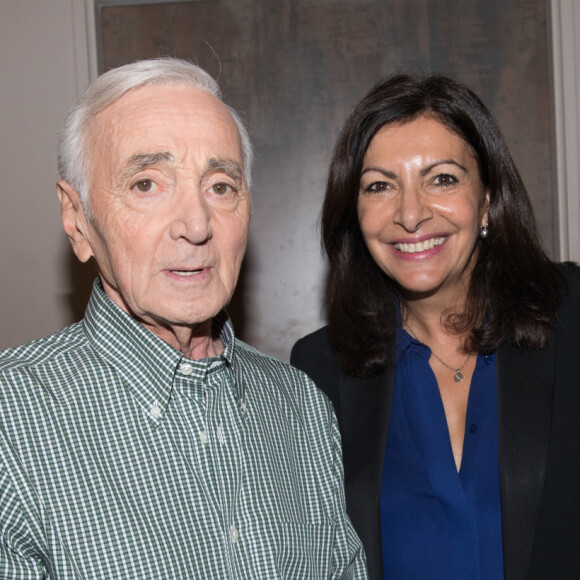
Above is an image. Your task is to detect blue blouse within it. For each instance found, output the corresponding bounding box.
[380,327,504,579]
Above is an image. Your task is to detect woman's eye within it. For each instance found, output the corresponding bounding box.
[365,181,390,193]
[133,179,155,193]
[433,174,457,187]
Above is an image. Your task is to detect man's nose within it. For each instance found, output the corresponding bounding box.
[393,186,432,232]
[169,188,212,244]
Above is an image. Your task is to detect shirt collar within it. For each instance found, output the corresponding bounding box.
[82,278,238,425]
[397,326,419,359]
[396,300,427,362]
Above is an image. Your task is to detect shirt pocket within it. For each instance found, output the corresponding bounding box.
[275,520,336,579]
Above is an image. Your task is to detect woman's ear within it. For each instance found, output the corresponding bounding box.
[57,180,95,263]
[482,189,490,227]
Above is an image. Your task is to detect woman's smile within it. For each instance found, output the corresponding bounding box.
[358,116,489,299]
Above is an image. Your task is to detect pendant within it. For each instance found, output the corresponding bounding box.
[454,370,464,382]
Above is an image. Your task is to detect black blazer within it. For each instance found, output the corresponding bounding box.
[291,264,580,580]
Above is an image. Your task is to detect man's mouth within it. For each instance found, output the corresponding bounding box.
[170,269,205,277]
[394,237,446,254]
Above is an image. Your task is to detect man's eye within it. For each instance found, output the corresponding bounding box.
[211,183,234,195]
[133,179,155,193]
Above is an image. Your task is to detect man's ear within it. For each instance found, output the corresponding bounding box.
[57,180,94,263]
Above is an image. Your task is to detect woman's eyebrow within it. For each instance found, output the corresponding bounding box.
[420,159,468,176]
[360,167,398,179]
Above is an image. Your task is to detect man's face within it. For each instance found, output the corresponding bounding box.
[65,85,251,341]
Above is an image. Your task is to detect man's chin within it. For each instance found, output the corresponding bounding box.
[145,305,225,332]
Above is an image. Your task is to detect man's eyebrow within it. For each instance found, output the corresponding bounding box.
[120,151,175,181]
[205,157,243,185]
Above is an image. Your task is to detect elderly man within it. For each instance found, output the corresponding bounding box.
[0,58,366,579]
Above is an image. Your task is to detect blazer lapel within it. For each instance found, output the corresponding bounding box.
[338,350,395,580]
[497,338,555,580]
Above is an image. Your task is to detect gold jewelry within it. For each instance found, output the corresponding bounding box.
[401,309,472,382]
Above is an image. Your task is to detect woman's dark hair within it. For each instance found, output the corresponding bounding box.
[323,73,562,378]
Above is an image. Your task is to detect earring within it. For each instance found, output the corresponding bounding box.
[480,224,489,239]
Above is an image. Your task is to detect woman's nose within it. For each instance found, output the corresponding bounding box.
[393,186,432,232]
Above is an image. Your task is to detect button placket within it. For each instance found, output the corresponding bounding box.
[205,370,244,575]
[229,526,239,543]
[216,424,226,445]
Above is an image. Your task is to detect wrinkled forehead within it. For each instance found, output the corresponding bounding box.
[84,85,244,181]
[89,84,240,142]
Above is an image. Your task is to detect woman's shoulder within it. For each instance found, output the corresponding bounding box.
[292,326,332,357]
[555,262,580,321]
[290,326,341,401]
[556,261,580,287]
[291,326,338,372]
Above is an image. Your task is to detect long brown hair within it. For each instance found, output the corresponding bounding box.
[323,73,562,378]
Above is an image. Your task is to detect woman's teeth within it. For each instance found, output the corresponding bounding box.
[394,237,446,253]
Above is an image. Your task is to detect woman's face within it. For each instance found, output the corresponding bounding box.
[357,115,489,302]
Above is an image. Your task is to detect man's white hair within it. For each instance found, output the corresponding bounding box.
[57,58,253,212]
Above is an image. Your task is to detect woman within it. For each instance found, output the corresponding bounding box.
[291,74,580,580]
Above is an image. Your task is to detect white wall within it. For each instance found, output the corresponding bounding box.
[550,0,580,262]
[0,0,89,349]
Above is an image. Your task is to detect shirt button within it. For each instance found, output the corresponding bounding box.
[150,403,162,418]
[469,423,478,434]
[199,431,208,445]
[179,362,193,375]
[229,526,239,543]
[484,356,493,365]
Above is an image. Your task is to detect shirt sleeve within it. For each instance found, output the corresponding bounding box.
[0,457,46,579]
[327,403,369,580]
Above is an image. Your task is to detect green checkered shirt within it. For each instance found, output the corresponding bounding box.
[0,280,367,579]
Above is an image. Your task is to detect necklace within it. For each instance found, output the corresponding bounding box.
[401,309,473,382]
